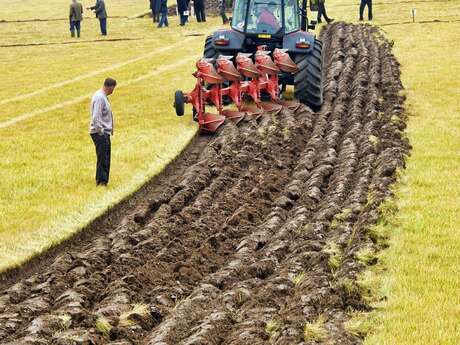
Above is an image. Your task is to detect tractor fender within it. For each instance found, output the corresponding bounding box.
[283,31,316,54]
[211,29,245,52]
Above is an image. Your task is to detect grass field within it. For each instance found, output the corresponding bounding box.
[1,0,150,20]
[1,0,460,343]
[0,1,223,271]
[325,0,460,344]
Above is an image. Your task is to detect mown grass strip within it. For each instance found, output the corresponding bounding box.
[0,41,186,105]
[327,0,460,343]
[0,53,199,128]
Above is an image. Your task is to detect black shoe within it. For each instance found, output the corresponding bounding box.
[326,18,334,24]
[97,182,108,186]
[317,19,322,23]
[359,17,364,21]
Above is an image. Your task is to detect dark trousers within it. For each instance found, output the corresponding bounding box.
[70,20,81,37]
[152,10,160,22]
[180,13,188,25]
[158,12,168,27]
[194,3,206,22]
[317,2,331,22]
[220,2,228,24]
[91,133,111,185]
[360,0,373,20]
[99,17,107,35]
[221,11,228,24]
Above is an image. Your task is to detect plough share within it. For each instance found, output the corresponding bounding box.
[174,46,302,133]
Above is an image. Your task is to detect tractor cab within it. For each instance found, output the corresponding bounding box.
[231,0,301,36]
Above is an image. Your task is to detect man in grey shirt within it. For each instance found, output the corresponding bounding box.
[90,78,117,186]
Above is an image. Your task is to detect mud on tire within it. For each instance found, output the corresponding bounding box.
[294,39,324,112]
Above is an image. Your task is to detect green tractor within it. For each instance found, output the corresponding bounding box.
[204,0,323,111]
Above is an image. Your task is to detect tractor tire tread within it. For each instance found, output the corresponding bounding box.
[294,39,324,111]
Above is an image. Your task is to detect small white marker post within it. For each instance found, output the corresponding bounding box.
[412,8,417,22]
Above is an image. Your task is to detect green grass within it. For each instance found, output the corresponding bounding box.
[326,0,460,343]
[324,241,343,274]
[303,315,328,342]
[1,0,151,21]
[95,316,112,337]
[0,1,223,271]
[118,303,150,327]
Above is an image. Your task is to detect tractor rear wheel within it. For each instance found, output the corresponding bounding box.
[294,39,323,112]
[203,35,219,59]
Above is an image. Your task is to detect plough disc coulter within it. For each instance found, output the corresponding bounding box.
[174,47,300,133]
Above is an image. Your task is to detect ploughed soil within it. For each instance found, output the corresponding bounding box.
[0,23,410,345]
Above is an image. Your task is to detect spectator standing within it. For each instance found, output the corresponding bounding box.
[89,78,117,186]
[150,0,161,23]
[220,0,229,24]
[177,0,188,26]
[194,0,206,22]
[88,0,108,35]
[317,0,334,24]
[158,0,169,27]
[69,0,83,38]
[359,0,373,21]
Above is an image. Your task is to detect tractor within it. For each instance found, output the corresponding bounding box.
[174,0,324,132]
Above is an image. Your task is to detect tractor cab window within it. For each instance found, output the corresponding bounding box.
[232,0,247,31]
[232,0,283,35]
[248,0,282,34]
[284,0,300,32]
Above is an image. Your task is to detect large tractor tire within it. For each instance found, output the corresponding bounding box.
[203,35,220,59]
[294,39,324,112]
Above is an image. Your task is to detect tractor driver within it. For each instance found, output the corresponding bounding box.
[237,1,282,33]
[257,7,281,32]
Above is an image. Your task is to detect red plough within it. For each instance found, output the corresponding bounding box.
[174,46,300,133]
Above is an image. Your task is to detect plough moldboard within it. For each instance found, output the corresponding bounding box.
[174,46,302,133]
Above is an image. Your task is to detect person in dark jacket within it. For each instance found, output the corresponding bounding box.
[220,0,229,24]
[88,0,108,35]
[194,0,206,22]
[177,0,188,26]
[359,0,373,21]
[317,0,334,24]
[158,0,169,27]
[69,0,83,38]
[185,0,190,22]
[150,0,161,23]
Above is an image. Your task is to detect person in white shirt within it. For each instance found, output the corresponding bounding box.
[89,78,117,186]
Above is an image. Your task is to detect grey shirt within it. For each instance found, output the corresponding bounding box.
[90,89,113,135]
[69,2,83,22]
